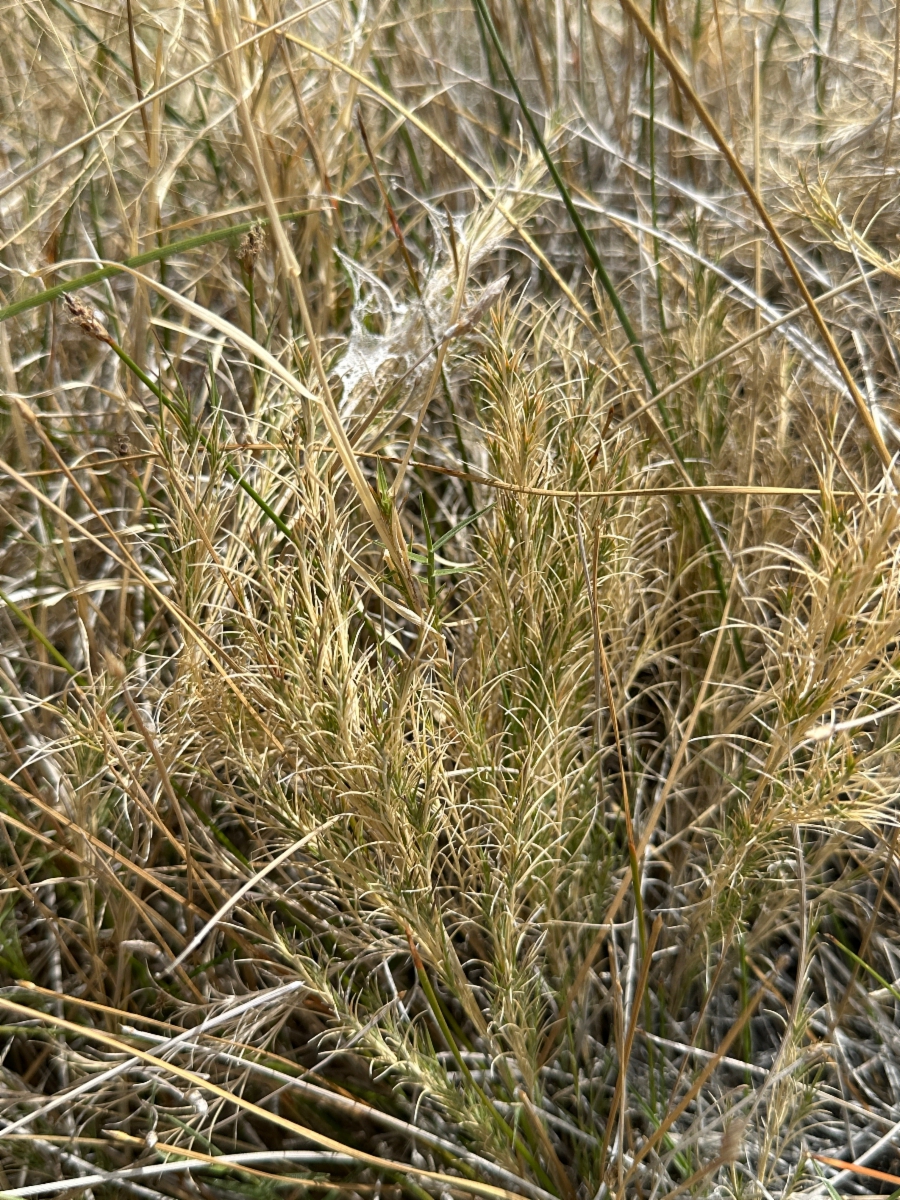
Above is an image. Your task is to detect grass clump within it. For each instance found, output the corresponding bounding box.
[3,0,900,1198]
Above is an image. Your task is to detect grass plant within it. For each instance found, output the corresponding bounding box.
[2,0,900,1197]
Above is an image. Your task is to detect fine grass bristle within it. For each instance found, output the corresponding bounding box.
[3,0,900,1198]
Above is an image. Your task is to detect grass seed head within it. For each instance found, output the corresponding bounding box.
[63,293,112,343]
[102,649,126,680]
[239,223,266,273]
[719,1119,746,1164]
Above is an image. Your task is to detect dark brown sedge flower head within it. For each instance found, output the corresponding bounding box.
[64,294,112,344]
[239,223,266,273]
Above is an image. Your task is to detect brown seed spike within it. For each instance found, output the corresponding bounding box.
[239,223,266,273]
[63,294,112,344]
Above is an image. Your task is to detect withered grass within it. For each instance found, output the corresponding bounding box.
[1,1,900,1198]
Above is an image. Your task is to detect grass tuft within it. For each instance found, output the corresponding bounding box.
[3,0,900,1198]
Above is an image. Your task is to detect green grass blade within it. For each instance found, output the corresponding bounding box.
[0,209,314,325]
[0,583,83,680]
[108,340,296,545]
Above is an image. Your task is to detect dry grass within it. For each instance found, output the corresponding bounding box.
[2,0,900,1197]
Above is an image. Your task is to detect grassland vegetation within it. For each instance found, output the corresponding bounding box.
[2,0,900,1196]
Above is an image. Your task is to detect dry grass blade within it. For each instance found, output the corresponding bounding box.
[616,0,894,469]
[165,815,347,973]
[0,997,532,1200]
